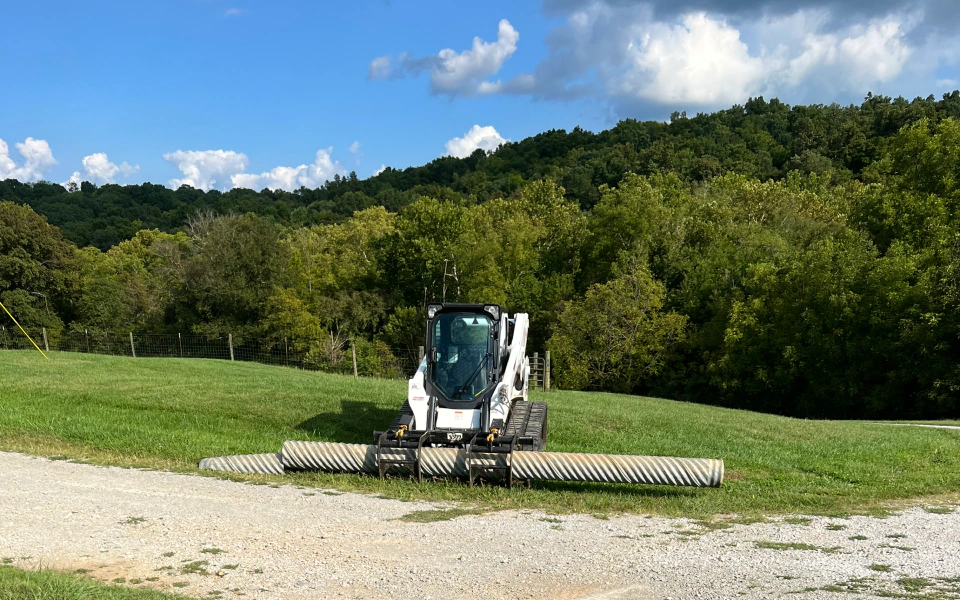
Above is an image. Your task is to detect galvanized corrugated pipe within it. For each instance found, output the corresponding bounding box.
[198,452,284,475]
[279,440,723,487]
[201,442,723,487]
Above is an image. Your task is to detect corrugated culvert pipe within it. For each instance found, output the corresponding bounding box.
[201,440,723,488]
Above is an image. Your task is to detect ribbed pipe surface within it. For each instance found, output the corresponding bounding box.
[281,441,378,474]
[198,452,284,475]
[279,441,723,487]
[513,452,722,487]
[200,443,722,487]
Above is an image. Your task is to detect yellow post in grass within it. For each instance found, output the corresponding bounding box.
[0,300,49,359]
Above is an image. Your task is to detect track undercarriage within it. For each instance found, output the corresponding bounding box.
[373,399,548,486]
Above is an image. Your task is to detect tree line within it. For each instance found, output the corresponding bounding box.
[3,94,960,420]
[6,93,960,250]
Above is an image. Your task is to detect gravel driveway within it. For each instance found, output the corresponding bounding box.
[1,452,958,599]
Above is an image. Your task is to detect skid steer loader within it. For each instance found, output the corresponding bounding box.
[200,303,724,489]
[373,303,547,485]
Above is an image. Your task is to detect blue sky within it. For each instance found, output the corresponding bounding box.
[2,0,958,191]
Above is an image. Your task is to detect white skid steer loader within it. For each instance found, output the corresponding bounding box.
[373,303,548,486]
[201,303,724,489]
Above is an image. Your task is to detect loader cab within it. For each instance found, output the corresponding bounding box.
[424,303,500,411]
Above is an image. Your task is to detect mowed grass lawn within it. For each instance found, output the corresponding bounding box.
[1,350,959,517]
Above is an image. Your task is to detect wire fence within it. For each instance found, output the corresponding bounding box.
[0,325,549,389]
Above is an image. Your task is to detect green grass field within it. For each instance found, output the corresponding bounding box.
[0,350,958,517]
[0,566,188,600]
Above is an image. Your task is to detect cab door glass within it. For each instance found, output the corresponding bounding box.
[430,313,492,400]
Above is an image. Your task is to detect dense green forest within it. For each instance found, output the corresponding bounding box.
[7,93,960,250]
[4,93,960,420]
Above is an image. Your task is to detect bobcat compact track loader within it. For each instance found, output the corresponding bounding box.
[373,303,548,485]
[201,303,724,489]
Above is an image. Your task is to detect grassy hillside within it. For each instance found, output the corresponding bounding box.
[0,350,958,517]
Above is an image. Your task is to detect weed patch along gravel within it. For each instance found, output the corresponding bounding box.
[2,452,959,600]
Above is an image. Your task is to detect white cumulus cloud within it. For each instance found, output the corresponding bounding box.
[445,125,508,158]
[374,3,949,113]
[837,19,912,82]
[781,16,913,87]
[373,164,387,176]
[0,137,57,182]
[349,141,361,153]
[622,13,770,105]
[369,19,520,96]
[163,148,345,192]
[368,55,393,79]
[231,148,345,191]
[67,152,140,186]
[163,149,249,191]
[572,8,918,108]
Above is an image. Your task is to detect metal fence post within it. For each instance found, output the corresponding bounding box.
[351,340,358,378]
[178,333,183,357]
[228,334,235,361]
[85,329,90,353]
[418,346,424,362]
[284,337,289,366]
[42,328,49,353]
[545,350,551,392]
[129,332,136,358]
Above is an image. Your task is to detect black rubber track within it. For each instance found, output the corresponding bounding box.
[504,400,548,451]
[503,399,529,437]
[387,400,414,429]
[524,402,547,452]
[525,401,548,451]
[382,399,547,450]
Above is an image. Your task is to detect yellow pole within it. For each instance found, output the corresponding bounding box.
[0,300,49,360]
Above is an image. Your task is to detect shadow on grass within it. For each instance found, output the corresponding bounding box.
[297,400,398,444]
[526,478,702,498]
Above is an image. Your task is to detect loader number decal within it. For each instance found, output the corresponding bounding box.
[447,432,463,442]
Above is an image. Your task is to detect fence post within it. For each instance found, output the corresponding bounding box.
[129,332,136,358]
[178,333,183,357]
[418,346,424,362]
[544,350,551,392]
[351,340,358,378]
[42,328,49,353]
[85,329,90,353]
[228,334,235,361]
[284,337,289,366]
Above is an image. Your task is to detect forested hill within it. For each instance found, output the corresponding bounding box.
[7,92,960,421]
[5,92,960,250]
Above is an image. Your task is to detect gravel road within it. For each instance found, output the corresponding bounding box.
[1,451,958,600]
